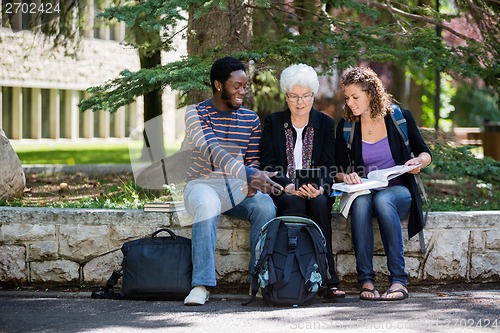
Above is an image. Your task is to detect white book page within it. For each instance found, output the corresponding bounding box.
[367,164,421,182]
[331,178,387,193]
[339,189,371,218]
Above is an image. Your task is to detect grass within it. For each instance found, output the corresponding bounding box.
[12,141,180,165]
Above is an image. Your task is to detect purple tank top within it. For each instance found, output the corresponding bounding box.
[362,137,402,186]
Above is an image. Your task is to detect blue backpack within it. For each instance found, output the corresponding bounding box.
[246,216,329,307]
[342,104,428,252]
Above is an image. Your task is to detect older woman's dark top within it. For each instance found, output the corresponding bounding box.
[259,108,336,194]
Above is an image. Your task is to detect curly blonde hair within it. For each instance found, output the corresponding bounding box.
[341,67,393,122]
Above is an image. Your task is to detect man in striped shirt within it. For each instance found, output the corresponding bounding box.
[183,57,282,306]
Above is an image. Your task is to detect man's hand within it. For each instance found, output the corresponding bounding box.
[250,170,283,195]
[241,183,257,197]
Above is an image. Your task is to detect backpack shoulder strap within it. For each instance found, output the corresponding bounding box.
[389,104,410,154]
[244,218,283,305]
[343,120,355,151]
[91,269,124,299]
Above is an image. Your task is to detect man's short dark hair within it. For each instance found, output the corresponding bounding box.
[210,57,246,92]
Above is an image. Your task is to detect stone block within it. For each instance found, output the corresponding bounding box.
[215,252,249,284]
[470,253,500,280]
[373,255,390,276]
[0,245,27,282]
[172,211,194,227]
[405,230,433,254]
[59,225,109,261]
[84,250,123,285]
[423,230,469,281]
[427,211,500,229]
[336,254,357,279]
[1,223,55,242]
[132,211,171,227]
[28,241,58,260]
[234,229,250,252]
[331,228,352,253]
[30,260,80,283]
[219,214,247,229]
[109,225,155,248]
[169,227,192,239]
[216,229,233,252]
[485,230,500,249]
[470,230,486,250]
[405,256,421,279]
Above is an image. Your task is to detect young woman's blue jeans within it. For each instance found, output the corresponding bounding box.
[183,178,276,287]
[350,185,411,287]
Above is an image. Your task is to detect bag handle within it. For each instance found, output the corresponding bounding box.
[152,228,177,239]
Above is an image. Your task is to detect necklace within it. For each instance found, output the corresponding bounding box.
[368,121,377,135]
[368,125,375,135]
[366,117,381,135]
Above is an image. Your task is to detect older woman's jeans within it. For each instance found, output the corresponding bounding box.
[184,178,276,288]
[350,185,411,287]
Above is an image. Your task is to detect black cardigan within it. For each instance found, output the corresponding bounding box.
[259,108,336,195]
[334,107,432,239]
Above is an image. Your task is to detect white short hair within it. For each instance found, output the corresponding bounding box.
[279,63,319,94]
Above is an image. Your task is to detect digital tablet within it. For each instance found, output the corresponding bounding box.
[295,168,321,190]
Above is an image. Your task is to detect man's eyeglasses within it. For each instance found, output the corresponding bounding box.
[286,92,314,103]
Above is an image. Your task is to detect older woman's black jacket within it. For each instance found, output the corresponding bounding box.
[259,108,336,195]
[334,107,432,239]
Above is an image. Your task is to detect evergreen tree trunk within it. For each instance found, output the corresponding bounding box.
[409,78,424,126]
[390,65,407,106]
[186,0,253,107]
[140,49,164,161]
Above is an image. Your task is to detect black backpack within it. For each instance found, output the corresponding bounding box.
[247,216,330,307]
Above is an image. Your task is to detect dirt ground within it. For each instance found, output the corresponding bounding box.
[16,171,452,206]
[21,172,136,206]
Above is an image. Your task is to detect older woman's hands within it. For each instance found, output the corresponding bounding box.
[284,183,323,199]
[297,184,324,199]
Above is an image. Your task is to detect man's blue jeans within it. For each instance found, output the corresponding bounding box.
[350,185,411,287]
[183,178,276,287]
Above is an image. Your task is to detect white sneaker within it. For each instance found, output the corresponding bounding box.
[184,286,209,306]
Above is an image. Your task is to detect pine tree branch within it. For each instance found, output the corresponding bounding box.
[355,0,476,43]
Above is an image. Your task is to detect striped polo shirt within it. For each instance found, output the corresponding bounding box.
[184,99,261,182]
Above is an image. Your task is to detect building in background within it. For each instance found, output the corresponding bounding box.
[0,0,186,146]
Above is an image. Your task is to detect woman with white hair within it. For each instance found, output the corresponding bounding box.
[259,63,345,299]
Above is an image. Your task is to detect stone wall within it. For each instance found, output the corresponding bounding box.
[0,207,499,289]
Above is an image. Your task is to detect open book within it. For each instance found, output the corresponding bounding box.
[333,164,420,218]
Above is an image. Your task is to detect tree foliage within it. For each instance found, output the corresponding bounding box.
[79,0,499,114]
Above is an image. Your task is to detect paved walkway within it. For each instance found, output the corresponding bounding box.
[1,288,499,333]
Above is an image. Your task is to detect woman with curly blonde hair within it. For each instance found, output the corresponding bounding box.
[335,67,432,301]
[341,67,392,123]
